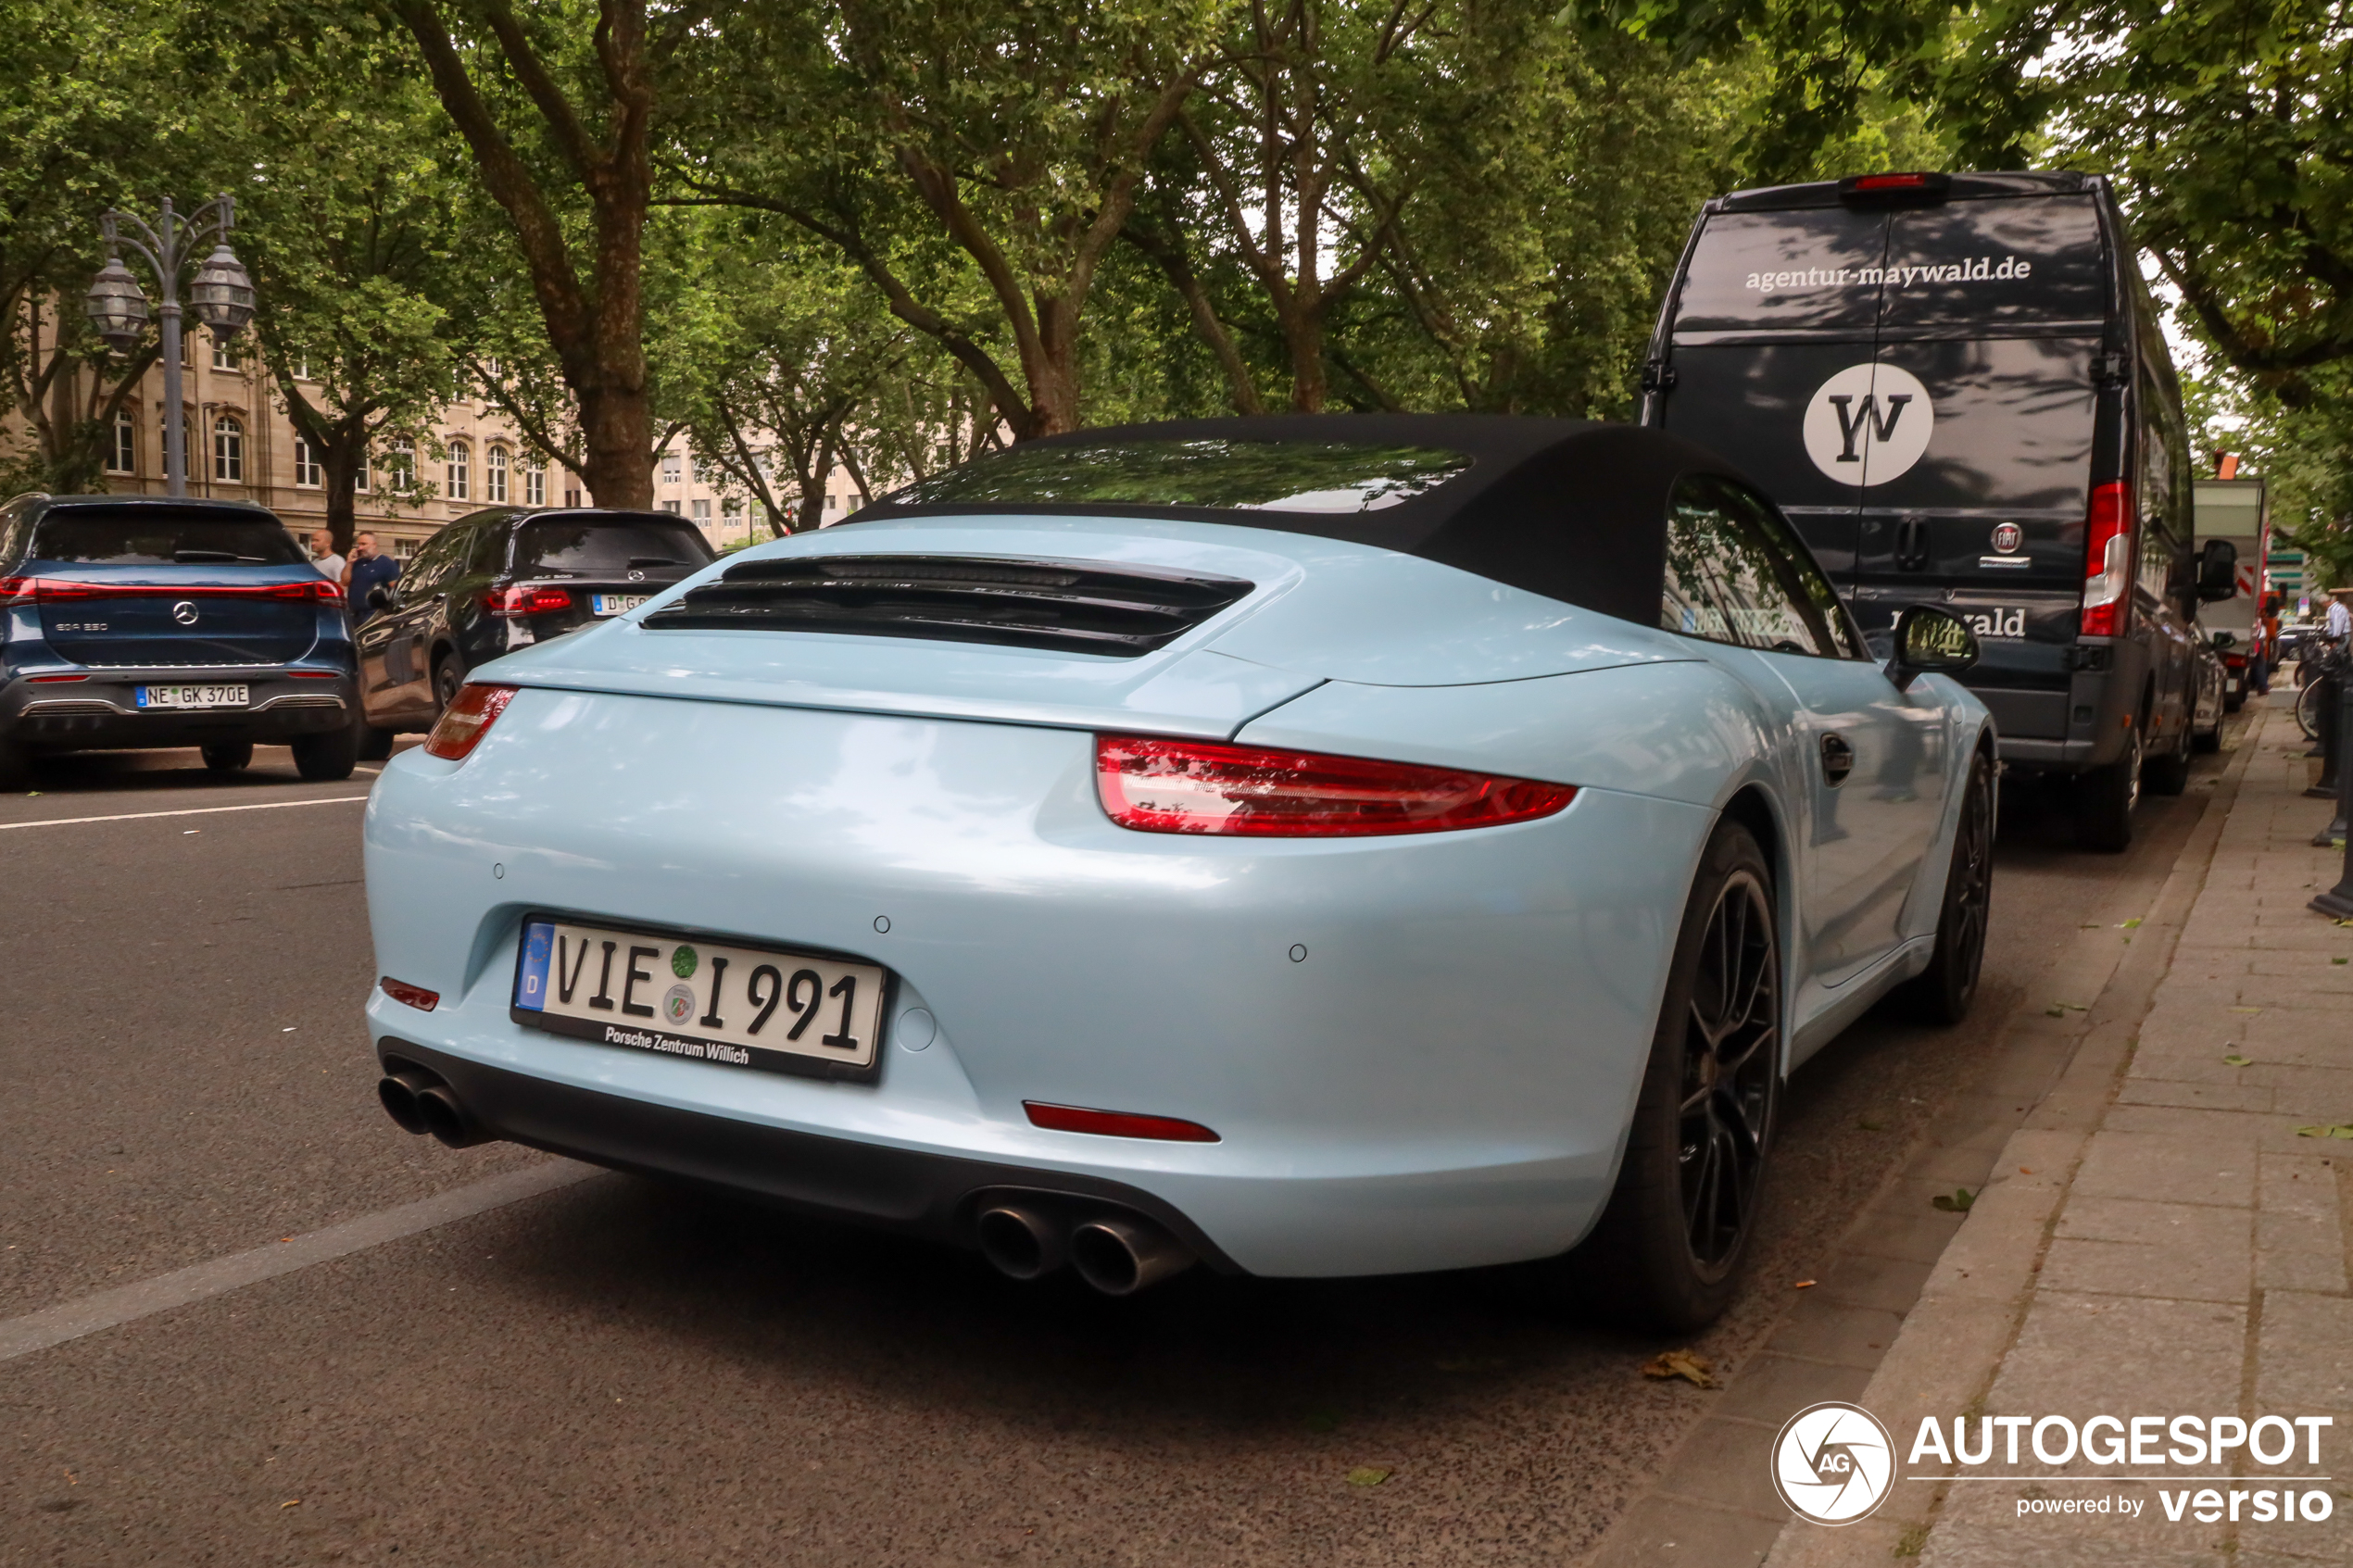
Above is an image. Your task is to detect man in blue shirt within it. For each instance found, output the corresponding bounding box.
[346,531,400,622]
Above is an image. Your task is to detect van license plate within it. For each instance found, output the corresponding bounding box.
[136,684,249,709]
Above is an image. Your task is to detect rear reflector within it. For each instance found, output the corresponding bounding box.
[2080,481,2134,638]
[378,976,440,1011]
[1024,1101,1219,1142]
[1096,734,1576,837]
[423,684,517,760]
[27,672,88,682]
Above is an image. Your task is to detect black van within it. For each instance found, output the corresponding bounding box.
[1640,170,2234,850]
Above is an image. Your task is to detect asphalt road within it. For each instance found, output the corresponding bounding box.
[0,734,2232,1566]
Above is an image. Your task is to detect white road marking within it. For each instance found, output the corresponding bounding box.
[0,1161,597,1363]
[0,795,369,832]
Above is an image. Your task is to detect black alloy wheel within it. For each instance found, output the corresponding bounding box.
[433,655,465,715]
[1895,748,1994,1024]
[1676,866,1780,1270]
[1553,819,1781,1332]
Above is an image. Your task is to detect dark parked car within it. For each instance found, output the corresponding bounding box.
[355,507,716,746]
[0,494,359,788]
[1640,170,2236,850]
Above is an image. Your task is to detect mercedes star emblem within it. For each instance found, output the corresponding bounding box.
[171,600,199,625]
[627,570,645,582]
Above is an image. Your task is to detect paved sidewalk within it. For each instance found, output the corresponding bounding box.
[1769,701,2353,1567]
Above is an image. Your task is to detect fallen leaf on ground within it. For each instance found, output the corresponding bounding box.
[2120,918,2143,929]
[280,1499,300,1509]
[2334,958,2347,965]
[1346,1468,1391,1487]
[2020,1167,2033,1174]
[1793,1280,1817,1289]
[1932,1189,1976,1212]
[2224,1054,2252,1066]
[1641,1349,1718,1388]
[2045,1007,2066,1017]
[2296,1125,2353,1140]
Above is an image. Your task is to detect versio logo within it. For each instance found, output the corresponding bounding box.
[1804,364,1934,486]
[1773,1402,1897,1524]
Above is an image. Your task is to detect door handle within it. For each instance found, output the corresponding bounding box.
[1894,518,1931,571]
[1819,733,1855,786]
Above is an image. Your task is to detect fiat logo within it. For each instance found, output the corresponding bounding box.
[171,600,199,625]
[1990,522,2024,554]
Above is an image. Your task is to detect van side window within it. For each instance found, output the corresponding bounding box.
[1662,475,1845,658]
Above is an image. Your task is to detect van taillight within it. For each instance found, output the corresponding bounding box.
[2080,482,2133,638]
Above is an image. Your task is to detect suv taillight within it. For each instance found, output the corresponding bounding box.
[0,577,340,603]
[2081,481,2134,638]
[1096,734,1576,837]
[424,684,517,760]
[485,585,573,617]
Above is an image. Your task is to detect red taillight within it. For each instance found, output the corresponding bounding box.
[1095,734,1577,837]
[1855,172,1931,190]
[0,578,340,603]
[378,976,440,1011]
[423,684,517,760]
[1023,1101,1220,1142]
[289,670,339,678]
[485,585,573,617]
[28,672,88,683]
[2081,481,2134,637]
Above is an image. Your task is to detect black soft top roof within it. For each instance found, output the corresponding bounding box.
[851,414,1751,625]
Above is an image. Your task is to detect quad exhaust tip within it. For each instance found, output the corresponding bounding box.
[376,1066,489,1148]
[975,1202,1195,1295]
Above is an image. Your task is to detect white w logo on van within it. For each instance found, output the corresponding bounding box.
[1804,364,1934,486]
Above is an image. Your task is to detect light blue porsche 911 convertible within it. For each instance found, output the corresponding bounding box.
[364,415,1994,1329]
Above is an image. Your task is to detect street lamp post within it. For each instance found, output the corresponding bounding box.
[82,194,257,498]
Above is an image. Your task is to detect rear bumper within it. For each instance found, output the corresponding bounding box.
[1,671,356,748]
[376,1035,1246,1272]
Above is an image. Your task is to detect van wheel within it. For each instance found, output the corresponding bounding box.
[1547,819,1780,1333]
[201,742,254,773]
[2143,724,2192,796]
[1894,749,1994,1024]
[2072,728,2141,852]
[433,655,465,715]
[290,722,360,782]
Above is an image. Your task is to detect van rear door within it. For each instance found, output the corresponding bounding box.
[1654,204,1889,581]
[1855,195,2108,742]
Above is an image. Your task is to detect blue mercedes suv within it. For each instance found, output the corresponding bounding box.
[0,494,361,789]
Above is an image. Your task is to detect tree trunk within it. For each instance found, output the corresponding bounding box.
[321,440,363,555]
[577,380,653,508]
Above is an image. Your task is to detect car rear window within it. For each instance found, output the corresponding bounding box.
[1878,197,2108,328]
[881,439,1471,514]
[27,509,307,565]
[512,518,715,572]
[1673,208,1891,332]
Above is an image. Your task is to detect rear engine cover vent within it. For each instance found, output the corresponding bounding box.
[640,555,1255,658]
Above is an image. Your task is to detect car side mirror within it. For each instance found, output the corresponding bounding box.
[1886,604,1979,693]
[367,585,396,612]
[2196,538,2237,602]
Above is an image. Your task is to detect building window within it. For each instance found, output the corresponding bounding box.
[394,536,422,559]
[212,338,235,371]
[445,440,470,501]
[354,452,369,492]
[662,454,684,484]
[213,415,245,483]
[691,498,711,521]
[294,437,322,488]
[295,358,312,382]
[486,445,510,503]
[661,499,681,515]
[107,412,136,474]
[563,485,581,508]
[525,462,546,507]
[382,438,415,491]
